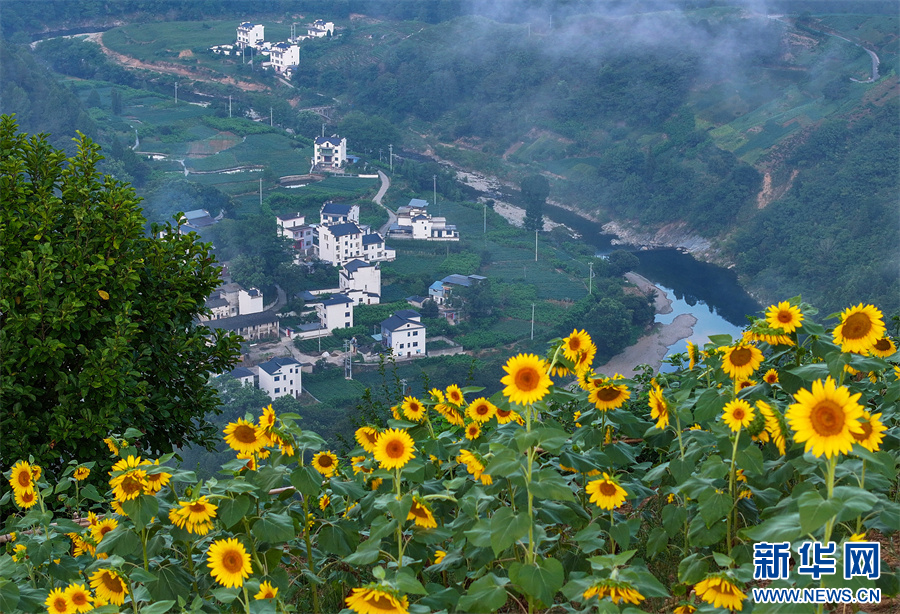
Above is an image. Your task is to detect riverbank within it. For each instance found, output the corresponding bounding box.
[595,272,696,378]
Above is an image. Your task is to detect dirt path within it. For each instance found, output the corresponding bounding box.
[84,32,268,91]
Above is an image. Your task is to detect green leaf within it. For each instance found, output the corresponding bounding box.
[343,536,382,566]
[609,517,639,550]
[318,524,357,557]
[329,478,366,500]
[0,579,20,614]
[484,448,523,478]
[129,568,157,584]
[529,468,576,502]
[574,524,606,554]
[787,363,830,382]
[735,446,764,476]
[252,512,295,544]
[699,489,733,528]
[146,566,192,603]
[121,494,158,531]
[693,388,726,422]
[688,514,727,547]
[646,526,668,559]
[490,507,530,557]
[96,525,141,557]
[713,552,735,568]
[510,557,565,607]
[662,504,687,538]
[797,491,843,534]
[394,568,429,595]
[464,519,492,549]
[218,494,253,529]
[289,466,322,496]
[669,458,693,484]
[210,587,240,604]
[740,512,802,543]
[123,427,145,440]
[708,334,733,346]
[456,573,508,614]
[678,553,709,584]
[832,486,879,521]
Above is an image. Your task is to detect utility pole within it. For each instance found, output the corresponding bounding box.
[228,95,232,118]
[259,177,262,206]
[174,83,178,104]
[389,144,393,173]
[535,230,538,262]
[270,107,273,127]
[589,261,593,294]
[483,202,486,233]
[433,175,438,214]
[321,123,325,138]
[379,148,383,163]
[531,303,535,340]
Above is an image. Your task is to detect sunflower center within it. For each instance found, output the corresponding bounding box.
[852,422,873,441]
[318,456,334,468]
[873,338,890,351]
[102,572,124,592]
[53,597,68,611]
[730,348,752,367]
[369,595,395,611]
[233,424,258,444]
[777,310,793,323]
[475,404,489,415]
[842,312,872,339]
[810,401,845,436]
[16,472,31,488]
[733,408,746,421]
[410,403,421,413]
[386,440,406,458]
[568,337,582,352]
[514,367,539,392]
[599,482,618,496]
[71,592,88,606]
[223,551,243,573]
[496,409,511,418]
[21,491,35,503]
[411,504,428,518]
[122,475,144,494]
[596,387,621,401]
[189,502,207,513]
[99,525,113,536]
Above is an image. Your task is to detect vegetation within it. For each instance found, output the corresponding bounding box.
[2,297,897,613]
[0,118,241,490]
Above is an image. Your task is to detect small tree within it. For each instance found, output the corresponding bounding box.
[0,117,242,478]
[520,174,549,232]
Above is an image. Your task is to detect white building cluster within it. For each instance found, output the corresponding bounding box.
[210,20,336,76]
[388,199,460,241]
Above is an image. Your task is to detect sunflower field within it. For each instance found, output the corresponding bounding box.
[2,299,898,614]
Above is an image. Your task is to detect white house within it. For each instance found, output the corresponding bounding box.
[257,357,301,399]
[228,366,256,388]
[388,198,459,241]
[238,288,264,315]
[340,259,381,305]
[362,232,396,262]
[203,311,279,341]
[317,222,363,266]
[277,212,306,236]
[316,294,354,331]
[277,212,315,254]
[320,202,359,226]
[201,283,264,320]
[307,20,335,38]
[381,310,426,358]
[428,274,487,305]
[237,23,265,48]
[314,136,347,169]
[269,42,300,74]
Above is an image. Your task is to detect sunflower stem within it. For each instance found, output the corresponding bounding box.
[856,461,866,533]
[674,409,685,461]
[727,429,741,558]
[395,467,405,570]
[141,526,149,571]
[609,509,616,554]
[300,496,321,614]
[817,456,839,614]
[242,584,251,614]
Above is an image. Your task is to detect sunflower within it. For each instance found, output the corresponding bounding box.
[765,301,804,333]
[90,518,118,544]
[351,456,371,475]
[833,304,885,354]
[401,396,426,422]
[562,329,593,362]
[171,496,218,534]
[433,550,447,565]
[14,487,38,509]
[45,587,75,614]
[259,405,277,432]
[648,383,670,430]
[373,429,416,470]
[445,384,465,406]
[457,449,491,484]
[436,404,465,427]
[89,569,128,606]
[585,473,628,510]
[370,477,384,491]
[12,543,26,562]
[73,467,90,481]
[501,354,552,406]
[466,397,497,423]
[583,579,645,605]
[694,575,746,611]
[142,460,172,494]
[722,401,754,435]
[345,586,410,614]
[223,419,267,456]
[407,496,438,529]
[588,378,630,411]
[673,603,697,614]
[786,377,865,458]
[464,422,482,440]
[109,467,147,502]
[9,460,34,494]
[495,407,523,425]
[721,344,764,381]
[851,411,886,453]
[355,426,380,453]
[64,583,93,613]
[207,537,252,588]
[103,438,119,455]
[869,337,897,358]
[763,369,779,385]
[757,401,787,456]
[312,451,339,477]
[686,341,699,370]
[319,494,330,511]
[255,580,279,600]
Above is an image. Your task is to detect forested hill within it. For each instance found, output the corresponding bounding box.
[2,1,897,314]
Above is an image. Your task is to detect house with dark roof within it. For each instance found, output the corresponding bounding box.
[313,136,347,169]
[388,198,459,241]
[320,202,360,226]
[317,222,363,266]
[202,311,279,341]
[257,357,301,399]
[316,294,354,331]
[237,22,264,48]
[340,259,381,305]
[362,232,396,262]
[229,366,256,388]
[380,310,426,358]
[428,274,487,304]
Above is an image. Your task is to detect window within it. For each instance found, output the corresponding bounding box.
[274,376,280,382]
[345,312,350,317]
[275,388,280,394]
[413,331,418,336]
[400,344,404,349]
[413,342,418,347]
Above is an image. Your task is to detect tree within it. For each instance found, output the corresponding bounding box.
[0,117,242,479]
[520,174,549,232]
[421,298,439,318]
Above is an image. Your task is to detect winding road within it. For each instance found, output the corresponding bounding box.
[372,171,397,236]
